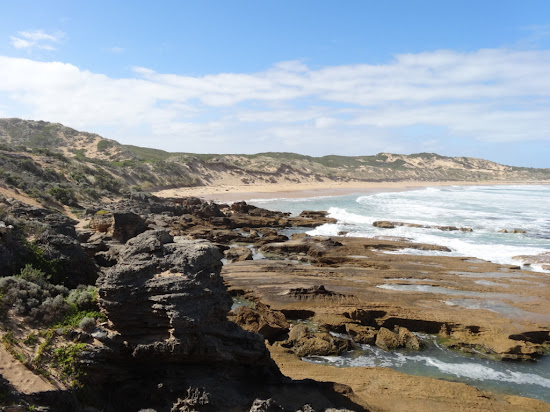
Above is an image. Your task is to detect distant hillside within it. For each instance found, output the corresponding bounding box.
[1,118,549,207]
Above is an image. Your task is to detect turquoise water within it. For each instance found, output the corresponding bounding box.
[251,185,550,272]
[250,185,550,403]
[306,334,550,404]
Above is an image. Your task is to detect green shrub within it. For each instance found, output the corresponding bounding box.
[96,140,115,152]
[61,310,105,328]
[0,276,69,324]
[78,317,96,332]
[23,333,38,346]
[48,186,77,205]
[18,264,50,284]
[52,343,86,382]
[66,286,98,311]
[94,174,121,193]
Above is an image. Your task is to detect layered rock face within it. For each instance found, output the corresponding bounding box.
[97,230,271,365]
[89,230,279,411]
[88,230,363,411]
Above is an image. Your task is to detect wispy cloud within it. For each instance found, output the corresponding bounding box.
[106,46,124,54]
[0,48,549,163]
[517,24,550,49]
[9,30,64,51]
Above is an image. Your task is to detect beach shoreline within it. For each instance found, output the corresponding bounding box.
[153,180,550,202]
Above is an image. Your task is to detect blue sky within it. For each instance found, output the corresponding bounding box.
[1,1,550,167]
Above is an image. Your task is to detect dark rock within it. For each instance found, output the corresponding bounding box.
[112,212,147,242]
[87,230,281,411]
[249,398,285,412]
[299,211,329,219]
[171,387,212,412]
[287,285,337,300]
[90,211,147,243]
[195,202,225,219]
[35,229,98,287]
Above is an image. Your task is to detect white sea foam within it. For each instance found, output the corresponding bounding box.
[306,223,341,236]
[254,185,550,272]
[326,207,375,224]
[306,348,550,389]
[411,357,550,388]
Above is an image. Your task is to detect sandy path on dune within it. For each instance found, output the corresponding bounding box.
[0,343,57,393]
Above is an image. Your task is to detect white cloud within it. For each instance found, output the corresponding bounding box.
[0,49,550,161]
[9,30,64,51]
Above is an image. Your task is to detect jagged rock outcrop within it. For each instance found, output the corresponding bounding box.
[95,230,272,364]
[84,230,278,410]
[86,230,365,411]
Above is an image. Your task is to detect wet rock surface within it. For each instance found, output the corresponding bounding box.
[223,235,550,362]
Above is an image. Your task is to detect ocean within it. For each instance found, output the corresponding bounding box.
[249,184,550,403]
[252,184,550,272]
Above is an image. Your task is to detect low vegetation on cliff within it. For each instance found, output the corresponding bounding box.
[1,118,549,210]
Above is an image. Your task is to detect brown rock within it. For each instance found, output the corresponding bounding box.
[375,327,400,350]
[373,221,396,229]
[398,327,422,350]
[225,246,253,262]
[511,229,527,234]
[345,324,377,345]
[286,324,353,357]
[89,212,113,233]
[234,302,290,341]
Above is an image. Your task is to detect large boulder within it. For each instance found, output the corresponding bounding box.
[35,229,98,287]
[96,230,269,364]
[87,230,282,410]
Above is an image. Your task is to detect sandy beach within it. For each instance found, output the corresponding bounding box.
[153,180,548,202]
